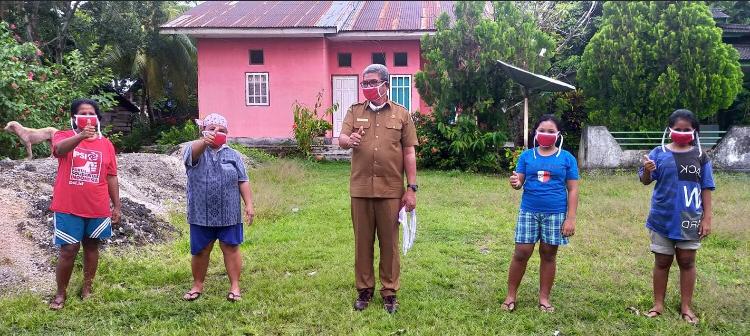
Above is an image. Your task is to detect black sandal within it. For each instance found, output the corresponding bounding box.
[645,310,662,318]
[539,304,555,313]
[49,295,66,310]
[183,291,202,301]
[501,301,516,312]
[682,313,699,325]
[227,292,242,302]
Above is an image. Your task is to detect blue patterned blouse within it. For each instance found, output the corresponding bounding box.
[183,144,248,227]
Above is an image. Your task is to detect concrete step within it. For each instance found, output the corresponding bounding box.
[312,145,351,161]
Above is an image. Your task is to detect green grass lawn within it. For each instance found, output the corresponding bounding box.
[1,160,748,335]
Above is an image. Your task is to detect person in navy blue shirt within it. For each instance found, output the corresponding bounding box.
[638,109,714,325]
[501,115,579,313]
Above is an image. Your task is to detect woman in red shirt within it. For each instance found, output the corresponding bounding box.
[48,99,121,310]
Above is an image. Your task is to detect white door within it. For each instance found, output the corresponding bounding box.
[332,76,359,137]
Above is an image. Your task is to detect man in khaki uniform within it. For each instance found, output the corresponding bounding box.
[339,64,418,314]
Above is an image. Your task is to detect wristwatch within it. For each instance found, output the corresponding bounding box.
[407,184,418,192]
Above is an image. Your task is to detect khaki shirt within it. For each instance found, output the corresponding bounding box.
[341,101,419,198]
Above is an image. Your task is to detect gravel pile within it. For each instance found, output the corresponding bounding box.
[0,149,197,294]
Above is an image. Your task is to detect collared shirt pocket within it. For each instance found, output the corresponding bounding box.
[385,121,403,142]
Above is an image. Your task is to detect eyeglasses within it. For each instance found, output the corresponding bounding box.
[360,80,384,88]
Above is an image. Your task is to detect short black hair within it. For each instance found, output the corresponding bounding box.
[70,99,102,119]
[668,109,700,133]
[529,114,563,148]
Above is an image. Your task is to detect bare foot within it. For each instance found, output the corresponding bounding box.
[49,294,66,310]
[81,287,92,300]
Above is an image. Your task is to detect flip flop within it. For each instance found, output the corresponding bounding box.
[645,310,662,318]
[682,313,699,325]
[227,292,242,302]
[539,304,555,313]
[183,291,202,301]
[501,301,516,312]
[49,295,66,310]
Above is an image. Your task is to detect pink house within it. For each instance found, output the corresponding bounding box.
[161,1,456,141]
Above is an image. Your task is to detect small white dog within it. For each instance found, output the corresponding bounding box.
[3,121,59,160]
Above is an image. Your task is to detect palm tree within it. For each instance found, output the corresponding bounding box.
[98,1,197,123]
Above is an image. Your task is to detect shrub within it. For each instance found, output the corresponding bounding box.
[0,22,116,159]
[414,112,509,173]
[292,91,337,157]
[156,121,199,146]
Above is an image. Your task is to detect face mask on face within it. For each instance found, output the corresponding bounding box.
[71,115,101,139]
[202,130,227,149]
[362,82,386,101]
[533,132,563,159]
[670,128,694,145]
[661,127,702,157]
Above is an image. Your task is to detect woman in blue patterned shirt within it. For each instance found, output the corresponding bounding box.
[182,113,255,302]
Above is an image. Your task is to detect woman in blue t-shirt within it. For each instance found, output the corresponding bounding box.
[639,109,714,325]
[501,115,579,313]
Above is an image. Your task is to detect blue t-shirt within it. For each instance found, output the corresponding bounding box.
[516,148,579,213]
[638,146,715,241]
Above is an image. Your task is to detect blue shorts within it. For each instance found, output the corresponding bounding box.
[515,210,568,246]
[53,212,112,246]
[189,223,244,255]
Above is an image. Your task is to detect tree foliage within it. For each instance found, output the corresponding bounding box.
[415,1,555,172]
[1,1,198,125]
[0,21,115,159]
[579,1,743,130]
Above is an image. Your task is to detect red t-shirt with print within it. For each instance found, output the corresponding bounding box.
[49,130,118,218]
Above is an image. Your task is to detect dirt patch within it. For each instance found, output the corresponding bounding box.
[0,188,53,295]
[0,146,247,295]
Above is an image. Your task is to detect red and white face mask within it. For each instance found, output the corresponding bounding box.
[533,131,563,158]
[362,82,386,101]
[71,115,101,139]
[535,132,558,147]
[661,127,702,157]
[202,130,227,149]
[669,128,694,145]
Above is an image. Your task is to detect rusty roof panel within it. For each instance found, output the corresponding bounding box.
[163,1,334,28]
[162,1,456,31]
[347,1,454,31]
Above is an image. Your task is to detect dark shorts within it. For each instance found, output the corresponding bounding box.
[189,223,244,255]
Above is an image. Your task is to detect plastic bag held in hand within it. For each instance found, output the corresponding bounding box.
[399,207,417,255]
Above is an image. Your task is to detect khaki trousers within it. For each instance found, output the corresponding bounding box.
[351,197,401,297]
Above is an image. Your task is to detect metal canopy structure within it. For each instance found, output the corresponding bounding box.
[497,60,576,148]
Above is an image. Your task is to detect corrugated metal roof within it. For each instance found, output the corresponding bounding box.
[162,1,456,31]
[732,44,750,61]
[711,8,730,19]
[162,1,335,28]
[719,23,750,33]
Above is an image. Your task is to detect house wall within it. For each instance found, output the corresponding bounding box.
[326,39,429,114]
[197,37,430,139]
[197,38,331,139]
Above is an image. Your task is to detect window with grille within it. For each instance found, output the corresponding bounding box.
[246,73,269,106]
[389,75,411,112]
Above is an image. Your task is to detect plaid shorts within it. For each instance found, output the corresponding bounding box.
[515,210,568,246]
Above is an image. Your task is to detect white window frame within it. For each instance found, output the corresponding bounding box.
[245,72,269,106]
[389,74,412,112]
